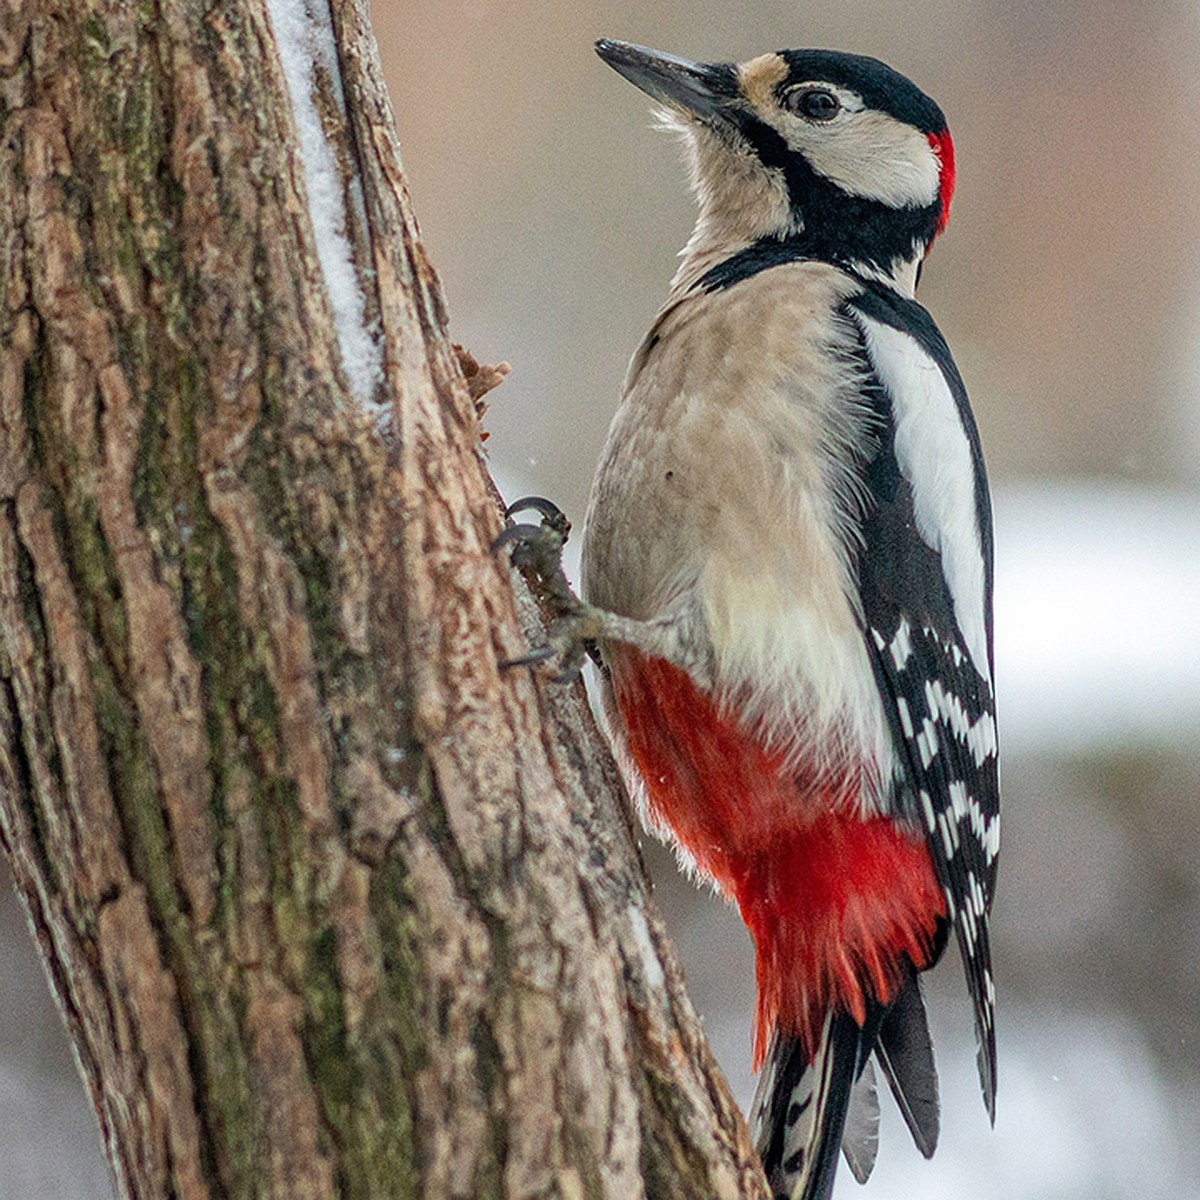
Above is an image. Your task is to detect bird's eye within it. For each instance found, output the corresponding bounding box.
[786,87,841,121]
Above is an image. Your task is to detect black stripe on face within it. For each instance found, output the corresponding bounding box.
[713,109,941,273]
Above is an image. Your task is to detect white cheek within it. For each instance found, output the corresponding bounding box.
[794,111,941,209]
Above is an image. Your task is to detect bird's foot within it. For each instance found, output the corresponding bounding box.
[494,496,600,681]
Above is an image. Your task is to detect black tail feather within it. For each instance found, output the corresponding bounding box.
[875,972,941,1158]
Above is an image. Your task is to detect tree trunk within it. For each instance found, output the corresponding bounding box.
[0,2,768,1198]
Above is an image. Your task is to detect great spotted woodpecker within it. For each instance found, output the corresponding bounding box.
[501,38,998,1200]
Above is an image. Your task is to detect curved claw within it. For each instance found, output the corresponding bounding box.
[491,521,551,556]
[499,645,558,671]
[493,517,577,609]
[502,625,591,684]
[503,495,571,541]
[494,495,591,680]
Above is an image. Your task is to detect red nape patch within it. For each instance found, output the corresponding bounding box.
[928,130,956,236]
[610,648,945,1069]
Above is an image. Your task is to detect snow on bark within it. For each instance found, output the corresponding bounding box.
[266,0,385,411]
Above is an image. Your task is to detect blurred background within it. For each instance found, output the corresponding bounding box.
[5,1,1200,1195]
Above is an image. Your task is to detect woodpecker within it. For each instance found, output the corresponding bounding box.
[502,38,998,1200]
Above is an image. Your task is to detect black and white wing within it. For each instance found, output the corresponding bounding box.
[844,280,1000,1117]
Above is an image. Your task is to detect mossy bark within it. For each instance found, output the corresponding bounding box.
[0,2,769,1198]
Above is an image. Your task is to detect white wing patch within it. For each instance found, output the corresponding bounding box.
[856,314,991,680]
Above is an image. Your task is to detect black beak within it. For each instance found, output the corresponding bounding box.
[595,39,737,124]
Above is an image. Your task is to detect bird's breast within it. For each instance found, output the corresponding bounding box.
[583,261,894,794]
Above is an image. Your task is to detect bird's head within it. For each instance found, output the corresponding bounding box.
[596,39,955,295]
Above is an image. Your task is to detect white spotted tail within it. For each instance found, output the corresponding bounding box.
[752,974,940,1200]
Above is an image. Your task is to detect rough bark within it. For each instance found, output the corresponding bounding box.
[0,2,769,1199]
